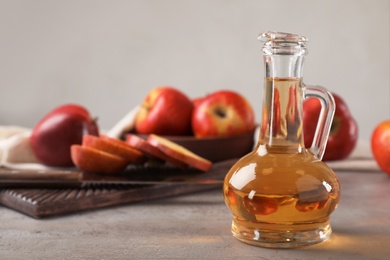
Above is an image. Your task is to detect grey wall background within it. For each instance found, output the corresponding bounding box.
[0,0,389,141]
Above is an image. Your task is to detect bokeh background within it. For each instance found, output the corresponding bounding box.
[0,0,389,141]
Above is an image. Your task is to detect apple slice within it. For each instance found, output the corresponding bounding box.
[71,145,128,175]
[147,134,212,172]
[82,135,146,164]
[125,134,188,169]
[100,135,147,163]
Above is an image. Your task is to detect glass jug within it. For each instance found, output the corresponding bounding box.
[223,32,340,248]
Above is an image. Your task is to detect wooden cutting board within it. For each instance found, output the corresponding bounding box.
[0,160,234,219]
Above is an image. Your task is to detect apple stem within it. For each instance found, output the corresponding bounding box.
[214,107,226,118]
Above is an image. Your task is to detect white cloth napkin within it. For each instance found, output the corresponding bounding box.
[105,106,140,139]
[0,126,49,170]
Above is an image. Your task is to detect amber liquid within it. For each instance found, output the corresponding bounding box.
[223,78,340,248]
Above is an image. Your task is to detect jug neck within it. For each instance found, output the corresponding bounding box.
[263,53,305,79]
[257,77,305,153]
[257,32,308,153]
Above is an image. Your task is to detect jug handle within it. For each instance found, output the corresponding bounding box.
[303,85,336,160]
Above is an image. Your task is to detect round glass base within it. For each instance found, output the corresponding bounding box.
[231,219,332,248]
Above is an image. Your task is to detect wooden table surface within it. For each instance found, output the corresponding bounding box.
[1,169,389,260]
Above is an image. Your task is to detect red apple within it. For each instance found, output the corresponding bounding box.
[71,145,128,175]
[192,90,255,138]
[83,135,146,164]
[135,86,194,136]
[303,92,358,161]
[371,120,390,176]
[30,104,99,167]
[147,134,212,172]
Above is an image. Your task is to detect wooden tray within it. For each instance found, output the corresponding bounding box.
[0,160,234,219]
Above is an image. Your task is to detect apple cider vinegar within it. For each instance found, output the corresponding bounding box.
[223,32,340,248]
[223,147,340,248]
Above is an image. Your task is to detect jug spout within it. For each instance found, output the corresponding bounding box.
[259,31,308,56]
[259,31,308,79]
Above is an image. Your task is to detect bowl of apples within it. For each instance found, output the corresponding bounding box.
[132,87,256,163]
